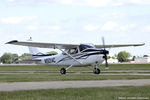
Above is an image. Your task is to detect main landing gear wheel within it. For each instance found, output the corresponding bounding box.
[93,68,101,74]
[60,68,66,74]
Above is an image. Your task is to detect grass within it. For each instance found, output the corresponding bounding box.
[102,64,150,70]
[0,64,150,82]
[0,64,150,71]
[0,86,150,100]
[0,64,150,100]
[0,74,150,82]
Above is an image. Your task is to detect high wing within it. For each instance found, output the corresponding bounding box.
[6,40,145,49]
[6,40,79,49]
[95,43,145,48]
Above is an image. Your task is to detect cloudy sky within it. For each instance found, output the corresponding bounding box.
[0,0,150,56]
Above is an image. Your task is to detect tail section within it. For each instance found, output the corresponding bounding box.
[28,47,40,55]
[27,37,40,56]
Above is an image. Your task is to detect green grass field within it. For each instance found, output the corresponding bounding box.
[1,74,150,82]
[0,64,150,71]
[0,64,150,82]
[0,86,150,100]
[0,64,150,100]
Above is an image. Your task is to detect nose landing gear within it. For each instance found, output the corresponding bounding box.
[60,68,66,74]
[93,68,101,74]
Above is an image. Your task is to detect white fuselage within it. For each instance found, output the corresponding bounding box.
[34,51,105,67]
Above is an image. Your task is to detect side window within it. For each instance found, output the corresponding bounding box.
[62,49,69,55]
[63,48,78,55]
[70,48,78,54]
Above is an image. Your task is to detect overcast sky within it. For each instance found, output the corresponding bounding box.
[0,0,150,56]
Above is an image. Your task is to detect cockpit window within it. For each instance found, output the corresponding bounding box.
[63,44,95,55]
[63,48,78,55]
[69,48,78,54]
[79,44,94,52]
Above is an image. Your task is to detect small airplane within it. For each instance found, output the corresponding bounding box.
[6,37,144,74]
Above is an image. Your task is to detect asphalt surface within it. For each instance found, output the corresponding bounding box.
[0,79,150,91]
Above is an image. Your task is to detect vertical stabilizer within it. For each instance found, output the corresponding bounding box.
[27,37,40,55]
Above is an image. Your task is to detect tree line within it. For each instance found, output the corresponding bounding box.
[0,53,31,64]
[0,51,131,64]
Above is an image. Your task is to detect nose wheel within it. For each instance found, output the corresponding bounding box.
[60,68,66,74]
[93,68,101,74]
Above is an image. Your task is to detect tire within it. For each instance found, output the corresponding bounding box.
[60,68,66,74]
[93,68,100,74]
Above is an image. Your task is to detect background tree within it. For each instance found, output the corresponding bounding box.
[12,53,19,62]
[107,56,111,59]
[112,56,116,59]
[1,53,12,64]
[117,51,131,62]
[107,56,116,59]
[0,53,18,64]
[143,55,149,57]
[18,53,31,60]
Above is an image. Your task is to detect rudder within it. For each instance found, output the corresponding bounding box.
[27,37,40,55]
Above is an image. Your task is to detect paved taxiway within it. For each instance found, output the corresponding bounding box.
[0,79,150,91]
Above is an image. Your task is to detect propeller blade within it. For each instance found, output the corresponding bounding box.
[101,37,109,69]
[102,37,105,49]
[105,54,109,69]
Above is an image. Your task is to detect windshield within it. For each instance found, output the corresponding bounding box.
[79,44,94,51]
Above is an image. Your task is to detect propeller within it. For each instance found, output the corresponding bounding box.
[102,37,109,69]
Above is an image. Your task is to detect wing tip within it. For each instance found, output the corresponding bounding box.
[141,43,145,46]
[6,40,18,44]
[134,43,145,46]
